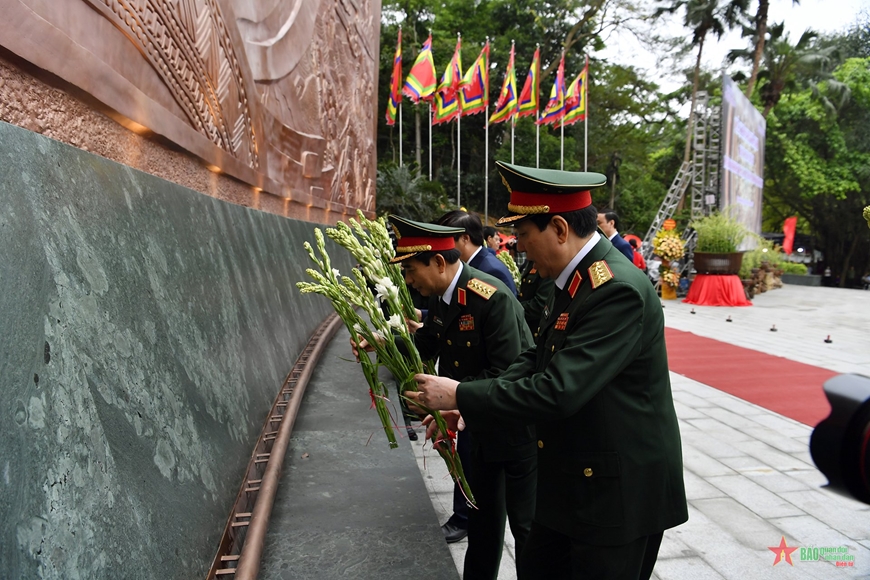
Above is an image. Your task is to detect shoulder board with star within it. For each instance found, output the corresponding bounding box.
[466,278,498,300]
[588,260,615,289]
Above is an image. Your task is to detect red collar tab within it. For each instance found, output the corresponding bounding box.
[568,271,583,298]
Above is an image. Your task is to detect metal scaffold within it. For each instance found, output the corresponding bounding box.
[642,91,722,268]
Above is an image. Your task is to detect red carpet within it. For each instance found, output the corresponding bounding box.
[665,328,836,426]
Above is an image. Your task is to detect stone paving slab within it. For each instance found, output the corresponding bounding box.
[409,285,870,579]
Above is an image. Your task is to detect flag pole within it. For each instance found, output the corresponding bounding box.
[428,30,433,181]
[398,26,403,167]
[484,37,490,225]
[511,117,515,164]
[456,32,461,208]
[560,119,564,170]
[584,54,589,171]
[399,101,403,167]
[535,43,540,168]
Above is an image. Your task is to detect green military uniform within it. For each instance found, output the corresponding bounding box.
[517,260,554,341]
[389,216,537,580]
[454,163,688,578]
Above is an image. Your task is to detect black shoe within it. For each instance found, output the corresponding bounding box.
[441,520,468,543]
[406,426,418,441]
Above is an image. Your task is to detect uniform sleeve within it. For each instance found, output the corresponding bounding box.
[457,282,645,428]
[460,291,532,381]
[522,277,554,337]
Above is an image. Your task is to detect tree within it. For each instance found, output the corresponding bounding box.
[655,0,750,162]
[376,163,450,221]
[741,0,801,98]
[763,58,870,287]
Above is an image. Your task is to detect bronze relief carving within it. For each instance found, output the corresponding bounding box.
[0,0,381,217]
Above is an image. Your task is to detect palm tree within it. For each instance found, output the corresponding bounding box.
[742,0,801,98]
[656,0,751,162]
[731,23,839,117]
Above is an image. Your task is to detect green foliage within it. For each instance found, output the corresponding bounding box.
[376,164,450,221]
[738,237,782,278]
[779,262,809,275]
[691,212,749,253]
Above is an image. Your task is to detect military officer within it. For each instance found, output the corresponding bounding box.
[517,260,554,340]
[384,216,538,580]
[408,162,688,580]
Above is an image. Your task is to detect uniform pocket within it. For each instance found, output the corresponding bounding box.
[560,452,624,527]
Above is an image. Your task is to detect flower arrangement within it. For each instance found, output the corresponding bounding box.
[297,213,474,504]
[497,251,521,286]
[652,229,685,262]
[660,268,680,289]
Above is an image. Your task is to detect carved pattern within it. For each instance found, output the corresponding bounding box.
[84,0,259,168]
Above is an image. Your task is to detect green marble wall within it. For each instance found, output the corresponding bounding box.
[0,121,352,579]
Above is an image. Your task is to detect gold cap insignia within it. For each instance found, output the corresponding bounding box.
[588,260,614,289]
[466,278,497,300]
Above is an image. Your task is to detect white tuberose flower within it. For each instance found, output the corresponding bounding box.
[387,314,403,330]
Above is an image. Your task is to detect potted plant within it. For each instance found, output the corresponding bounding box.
[690,212,749,275]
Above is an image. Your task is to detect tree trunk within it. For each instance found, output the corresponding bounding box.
[839,232,860,288]
[684,34,706,164]
[745,0,769,98]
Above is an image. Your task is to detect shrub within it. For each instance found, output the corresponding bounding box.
[780,262,809,275]
[691,212,749,253]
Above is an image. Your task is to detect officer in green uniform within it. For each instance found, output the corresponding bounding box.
[517,260,554,340]
[408,163,688,580]
[387,216,538,580]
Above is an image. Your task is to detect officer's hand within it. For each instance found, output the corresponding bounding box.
[405,374,459,411]
[421,411,465,439]
[349,334,375,360]
[405,318,423,334]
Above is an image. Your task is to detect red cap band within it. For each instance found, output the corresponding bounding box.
[396,235,456,252]
[510,190,592,213]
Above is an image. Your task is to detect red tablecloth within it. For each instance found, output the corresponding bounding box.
[683,274,752,306]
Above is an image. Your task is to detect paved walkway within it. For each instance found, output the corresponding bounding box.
[410,284,870,579]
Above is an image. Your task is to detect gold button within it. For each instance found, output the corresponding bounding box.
[447,339,452,345]
[537,440,544,449]
[551,345,555,352]
[466,341,471,347]
[534,333,538,338]
[584,468,593,477]
[437,333,440,338]
[519,292,524,297]
[454,361,459,367]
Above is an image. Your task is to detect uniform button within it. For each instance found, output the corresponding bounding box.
[584,467,593,477]
[519,292,524,297]
[466,341,471,347]
[534,333,538,338]
[437,333,440,338]
[454,361,459,367]
[551,345,555,352]
[537,440,544,449]
[447,339,452,345]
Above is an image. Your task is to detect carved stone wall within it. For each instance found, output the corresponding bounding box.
[0,0,381,220]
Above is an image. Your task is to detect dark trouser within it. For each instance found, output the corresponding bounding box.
[518,521,663,580]
[450,429,473,525]
[463,449,537,580]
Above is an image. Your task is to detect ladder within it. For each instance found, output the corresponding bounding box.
[691,92,709,220]
[641,160,691,262]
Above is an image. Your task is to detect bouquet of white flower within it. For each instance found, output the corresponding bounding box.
[297,218,474,504]
[497,251,521,286]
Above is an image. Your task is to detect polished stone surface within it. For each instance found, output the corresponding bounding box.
[0,121,351,579]
[259,329,459,580]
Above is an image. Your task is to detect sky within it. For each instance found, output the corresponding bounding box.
[598,0,869,93]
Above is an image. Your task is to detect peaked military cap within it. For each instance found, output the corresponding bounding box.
[495,161,607,225]
[388,215,465,263]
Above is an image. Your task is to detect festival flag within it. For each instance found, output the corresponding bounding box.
[403,34,437,103]
[489,43,517,124]
[559,63,587,128]
[782,216,798,254]
[433,36,464,125]
[386,28,402,125]
[538,53,566,126]
[517,46,540,118]
[460,41,490,116]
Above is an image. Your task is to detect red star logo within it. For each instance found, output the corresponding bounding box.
[768,536,798,566]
